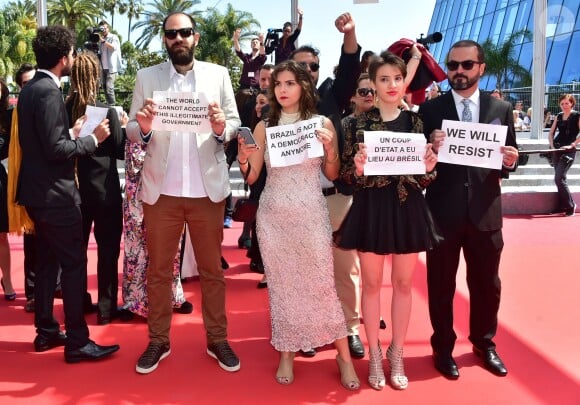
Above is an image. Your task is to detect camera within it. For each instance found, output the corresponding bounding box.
[264,28,283,55]
[84,26,104,55]
[416,32,443,50]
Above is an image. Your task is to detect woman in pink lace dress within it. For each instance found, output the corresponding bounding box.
[237,60,359,390]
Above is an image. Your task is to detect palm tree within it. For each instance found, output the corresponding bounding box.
[119,0,144,42]
[0,0,37,78]
[48,0,104,32]
[102,0,119,27]
[196,3,260,67]
[481,30,533,90]
[131,0,201,50]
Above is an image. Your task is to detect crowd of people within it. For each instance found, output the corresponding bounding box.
[1,7,578,394]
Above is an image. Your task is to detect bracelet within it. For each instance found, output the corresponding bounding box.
[237,158,248,166]
[325,152,339,163]
[411,55,421,60]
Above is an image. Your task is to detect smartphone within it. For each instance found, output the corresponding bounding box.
[237,126,256,145]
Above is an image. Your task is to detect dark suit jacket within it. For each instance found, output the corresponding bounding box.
[65,99,125,206]
[419,91,517,233]
[16,71,98,208]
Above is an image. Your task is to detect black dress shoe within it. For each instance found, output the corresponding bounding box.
[64,340,120,363]
[347,335,365,359]
[299,348,316,357]
[117,308,135,322]
[97,310,118,325]
[473,347,508,376]
[433,352,459,380]
[173,300,193,314]
[34,331,67,352]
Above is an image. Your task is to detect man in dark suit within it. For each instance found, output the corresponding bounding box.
[419,40,519,379]
[16,25,119,363]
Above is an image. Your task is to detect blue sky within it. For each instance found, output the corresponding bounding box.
[0,0,437,80]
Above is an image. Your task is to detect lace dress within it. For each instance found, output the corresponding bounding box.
[256,111,347,352]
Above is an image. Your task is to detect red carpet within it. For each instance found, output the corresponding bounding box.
[0,215,579,404]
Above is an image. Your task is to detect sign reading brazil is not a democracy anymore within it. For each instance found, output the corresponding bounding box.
[151,91,212,133]
[266,117,325,168]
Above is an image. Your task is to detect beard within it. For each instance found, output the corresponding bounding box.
[167,43,195,66]
[449,73,479,91]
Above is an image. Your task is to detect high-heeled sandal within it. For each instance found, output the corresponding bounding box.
[1,278,16,301]
[387,344,408,390]
[368,344,386,390]
[275,352,295,385]
[336,355,360,391]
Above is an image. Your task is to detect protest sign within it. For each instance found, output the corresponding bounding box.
[266,117,324,167]
[363,131,426,175]
[79,105,109,138]
[438,120,507,169]
[151,91,211,133]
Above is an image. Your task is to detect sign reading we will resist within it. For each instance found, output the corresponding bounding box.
[439,120,507,169]
[266,117,324,167]
[151,91,212,133]
[364,131,426,175]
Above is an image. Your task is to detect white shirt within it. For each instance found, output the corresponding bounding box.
[451,88,480,123]
[160,64,208,198]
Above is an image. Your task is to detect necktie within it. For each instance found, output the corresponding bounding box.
[461,99,472,122]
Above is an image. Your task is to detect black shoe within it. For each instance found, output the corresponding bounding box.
[237,236,251,249]
[249,261,265,274]
[433,352,459,380]
[136,342,171,374]
[207,341,240,372]
[299,348,316,358]
[64,340,120,363]
[173,300,193,314]
[347,335,365,359]
[473,347,508,376]
[117,309,135,322]
[565,203,577,217]
[379,318,387,329]
[97,310,119,326]
[221,256,229,270]
[24,298,35,313]
[34,331,67,352]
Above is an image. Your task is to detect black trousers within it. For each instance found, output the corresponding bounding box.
[81,200,123,318]
[426,221,503,355]
[23,233,36,301]
[27,205,90,350]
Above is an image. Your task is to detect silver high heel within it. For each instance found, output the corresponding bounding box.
[387,344,408,390]
[368,344,386,390]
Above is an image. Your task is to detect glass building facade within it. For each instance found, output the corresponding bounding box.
[425,0,579,89]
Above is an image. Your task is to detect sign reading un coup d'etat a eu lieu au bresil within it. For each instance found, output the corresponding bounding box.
[439,119,507,170]
[151,91,212,133]
[364,131,427,175]
[266,117,325,168]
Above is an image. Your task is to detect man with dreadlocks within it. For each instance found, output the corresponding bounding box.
[65,51,126,325]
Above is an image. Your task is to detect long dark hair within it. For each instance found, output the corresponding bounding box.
[267,60,318,126]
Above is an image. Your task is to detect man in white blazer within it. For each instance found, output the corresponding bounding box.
[126,12,241,375]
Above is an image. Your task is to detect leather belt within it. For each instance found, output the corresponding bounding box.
[322,187,338,197]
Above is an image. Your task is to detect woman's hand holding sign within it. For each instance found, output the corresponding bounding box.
[354,143,368,177]
[424,143,438,173]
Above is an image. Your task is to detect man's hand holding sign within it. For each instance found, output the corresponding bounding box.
[135,90,225,136]
[429,120,518,169]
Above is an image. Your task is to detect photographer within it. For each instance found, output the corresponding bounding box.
[98,21,122,105]
[274,8,303,64]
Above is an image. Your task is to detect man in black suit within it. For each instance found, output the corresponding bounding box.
[16,25,119,363]
[419,40,519,379]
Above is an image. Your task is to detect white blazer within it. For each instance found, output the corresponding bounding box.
[126,60,240,204]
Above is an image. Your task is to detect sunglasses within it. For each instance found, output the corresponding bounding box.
[446,60,483,71]
[297,61,320,72]
[164,27,195,40]
[356,88,375,97]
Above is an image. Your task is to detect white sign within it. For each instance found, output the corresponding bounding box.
[79,105,109,138]
[438,120,507,170]
[151,91,211,133]
[364,131,426,175]
[266,117,325,168]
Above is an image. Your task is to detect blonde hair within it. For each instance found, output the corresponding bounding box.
[69,51,101,122]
